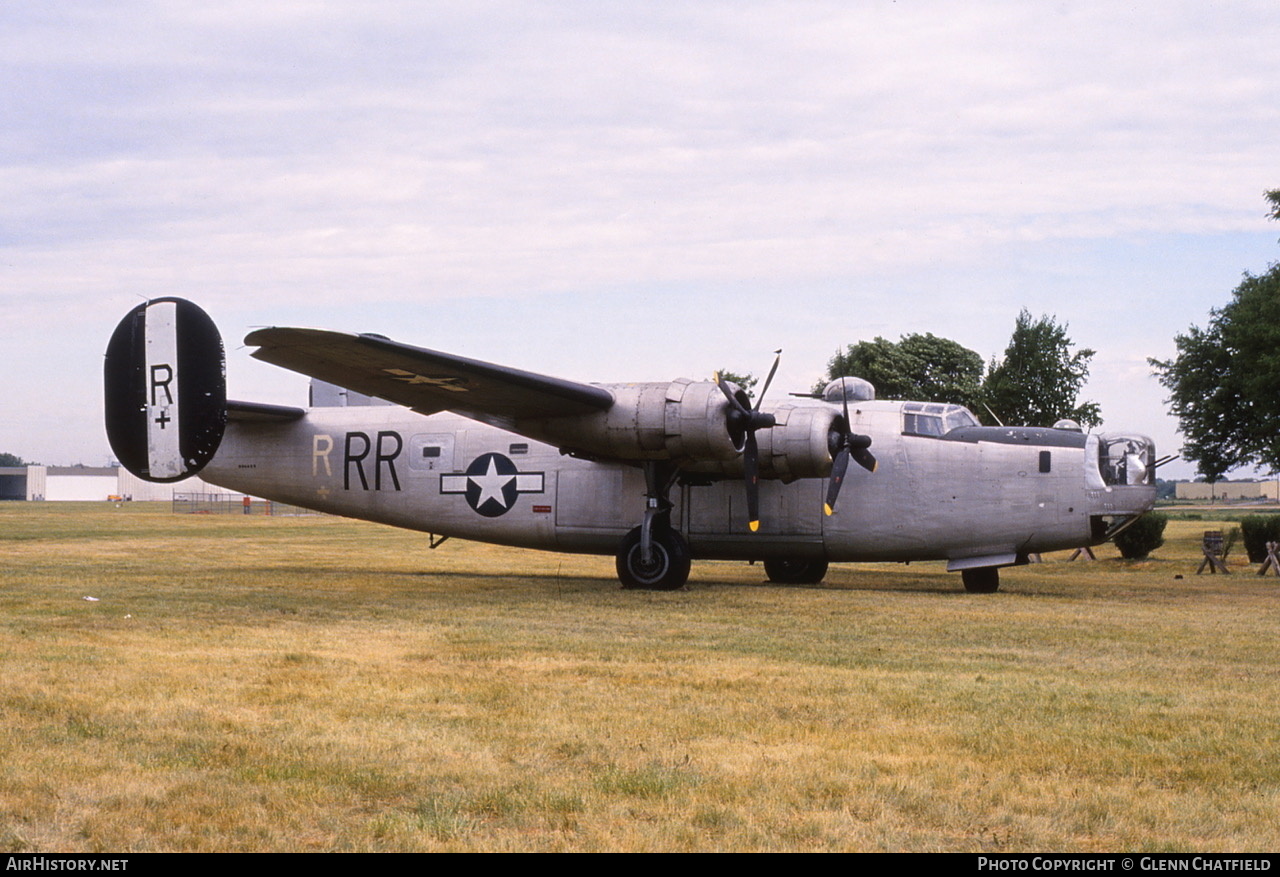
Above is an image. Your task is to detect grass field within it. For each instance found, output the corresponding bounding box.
[2,502,1278,852]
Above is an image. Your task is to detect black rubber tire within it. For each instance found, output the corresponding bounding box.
[763,557,829,585]
[961,567,1001,593]
[616,526,691,591]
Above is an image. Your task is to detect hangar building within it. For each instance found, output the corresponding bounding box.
[0,465,227,502]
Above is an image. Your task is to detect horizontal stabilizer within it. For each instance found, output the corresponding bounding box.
[244,327,614,426]
[226,400,306,422]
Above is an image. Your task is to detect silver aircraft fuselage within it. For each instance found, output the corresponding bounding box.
[201,398,1156,569]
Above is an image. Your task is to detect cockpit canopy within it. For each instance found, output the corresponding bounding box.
[901,401,980,437]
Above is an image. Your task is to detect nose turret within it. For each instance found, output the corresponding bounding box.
[1096,433,1157,487]
[1086,432,1159,541]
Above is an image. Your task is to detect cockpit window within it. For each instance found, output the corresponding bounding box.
[902,402,980,437]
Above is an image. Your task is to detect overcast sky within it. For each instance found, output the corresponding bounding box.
[3,1,1278,479]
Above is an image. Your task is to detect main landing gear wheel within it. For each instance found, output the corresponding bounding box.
[962,567,1000,593]
[763,557,829,585]
[616,526,691,591]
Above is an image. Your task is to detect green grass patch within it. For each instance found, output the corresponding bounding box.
[1,503,1278,851]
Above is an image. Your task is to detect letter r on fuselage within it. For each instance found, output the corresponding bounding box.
[344,431,370,490]
[342,430,402,491]
[313,434,333,477]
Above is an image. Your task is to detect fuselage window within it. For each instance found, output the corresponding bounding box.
[409,433,455,471]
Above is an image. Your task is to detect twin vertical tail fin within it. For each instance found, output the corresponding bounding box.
[104,298,227,482]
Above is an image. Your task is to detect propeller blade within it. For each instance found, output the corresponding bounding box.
[713,371,750,416]
[744,430,761,531]
[824,447,850,516]
[824,381,875,515]
[754,349,782,411]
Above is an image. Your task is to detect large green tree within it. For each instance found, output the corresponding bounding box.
[817,333,985,407]
[981,310,1101,428]
[1151,192,1280,478]
[0,453,29,467]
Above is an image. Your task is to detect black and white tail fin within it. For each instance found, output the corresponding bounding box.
[104,298,226,482]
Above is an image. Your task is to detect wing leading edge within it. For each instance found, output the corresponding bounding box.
[244,327,614,427]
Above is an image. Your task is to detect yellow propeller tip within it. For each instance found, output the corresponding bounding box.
[823,504,834,516]
[748,520,760,532]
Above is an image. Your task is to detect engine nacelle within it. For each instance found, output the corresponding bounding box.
[677,400,841,481]
[523,383,843,479]
[529,379,747,464]
[756,402,843,481]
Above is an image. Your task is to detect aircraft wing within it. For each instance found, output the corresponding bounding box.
[244,327,614,426]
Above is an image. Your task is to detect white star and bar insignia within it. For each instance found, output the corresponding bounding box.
[383,368,469,392]
[440,453,544,517]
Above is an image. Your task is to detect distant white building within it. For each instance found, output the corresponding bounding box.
[1175,480,1280,502]
[0,465,234,502]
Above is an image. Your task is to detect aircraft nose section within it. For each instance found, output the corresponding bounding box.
[1085,433,1159,537]
[1096,432,1156,487]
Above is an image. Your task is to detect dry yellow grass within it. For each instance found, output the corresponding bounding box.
[1,503,1277,851]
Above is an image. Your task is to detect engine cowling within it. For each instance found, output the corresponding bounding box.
[674,400,842,481]
[528,379,748,464]
[521,382,844,480]
[756,402,843,481]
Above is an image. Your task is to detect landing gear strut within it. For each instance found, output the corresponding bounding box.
[616,462,690,590]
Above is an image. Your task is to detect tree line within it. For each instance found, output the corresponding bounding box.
[812,310,1101,427]
[1150,190,1280,482]
[722,309,1100,428]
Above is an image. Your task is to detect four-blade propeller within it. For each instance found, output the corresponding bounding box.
[824,377,877,516]
[714,351,781,532]
[716,361,877,531]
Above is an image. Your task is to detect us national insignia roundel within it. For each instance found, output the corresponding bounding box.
[440,453,545,517]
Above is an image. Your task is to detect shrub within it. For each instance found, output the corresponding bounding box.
[1240,516,1280,563]
[1114,513,1168,559]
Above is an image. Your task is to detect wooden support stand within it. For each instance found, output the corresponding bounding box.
[1258,541,1280,577]
[1197,530,1231,575]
